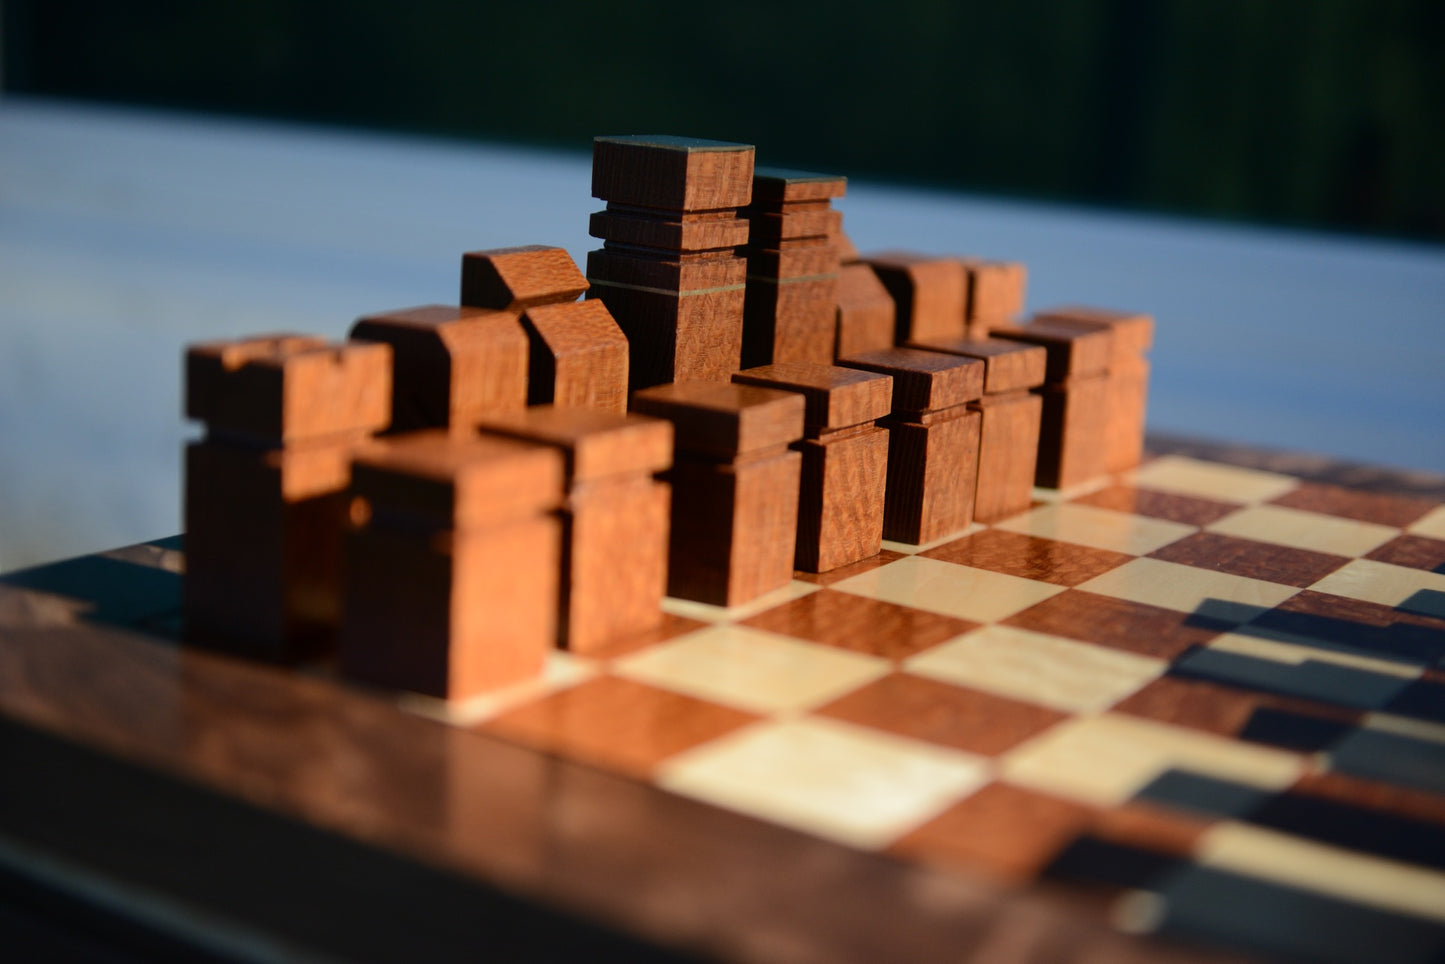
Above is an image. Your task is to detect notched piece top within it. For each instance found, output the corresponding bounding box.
[351,430,564,531]
[475,405,673,484]
[630,382,804,459]
[986,322,1113,384]
[592,135,755,212]
[750,167,848,203]
[838,347,985,414]
[460,245,588,311]
[1032,305,1155,361]
[731,362,893,434]
[906,335,1048,395]
[186,333,392,444]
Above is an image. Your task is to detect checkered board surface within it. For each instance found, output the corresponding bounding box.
[404,453,1445,964]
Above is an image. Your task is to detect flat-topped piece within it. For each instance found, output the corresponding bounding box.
[862,252,967,343]
[1032,305,1155,360]
[592,135,755,211]
[958,259,1028,321]
[908,335,1048,394]
[732,362,893,434]
[350,305,529,428]
[186,334,392,443]
[838,347,985,414]
[350,430,564,531]
[986,322,1113,383]
[460,245,588,311]
[750,167,848,203]
[834,263,895,357]
[630,381,804,459]
[475,405,673,483]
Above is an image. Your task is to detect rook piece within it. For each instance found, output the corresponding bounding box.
[586,136,754,389]
[839,348,985,543]
[909,334,1047,522]
[340,431,564,699]
[350,305,528,433]
[740,168,846,367]
[1032,306,1154,472]
[990,320,1114,489]
[731,362,892,571]
[475,406,673,654]
[631,382,804,606]
[183,334,392,660]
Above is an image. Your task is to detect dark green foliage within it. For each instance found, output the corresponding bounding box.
[4,0,1441,238]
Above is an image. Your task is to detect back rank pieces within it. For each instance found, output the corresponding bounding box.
[182,134,1154,701]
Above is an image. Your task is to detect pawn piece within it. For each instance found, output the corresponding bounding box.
[183,335,393,661]
[631,382,805,606]
[1033,306,1154,472]
[958,259,1028,338]
[731,362,893,572]
[340,431,565,700]
[475,406,673,654]
[834,262,896,359]
[862,252,968,345]
[521,300,630,413]
[989,321,1114,489]
[838,348,985,544]
[460,245,588,312]
[908,335,1047,522]
[350,305,528,433]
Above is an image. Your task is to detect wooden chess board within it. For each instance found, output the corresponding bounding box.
[3,443,1444,963]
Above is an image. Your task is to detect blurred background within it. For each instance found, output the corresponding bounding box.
[1,0,1443,571]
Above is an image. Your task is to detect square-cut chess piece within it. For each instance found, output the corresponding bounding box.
[862,252,968,344]
[586,135,754,389]
[631,381,804,606]
[906,334,1047,522]
[1032,306,1154,473]
[460,244,588,311]
[740,169,846,367]
[838,348,985,543]
[520,299,630,414]
[340,431,565,699]
[731,362,892,571]
[184,334,392,660]
[476,406,673,654]
[350,305,528,432]
[989,320,1114,489]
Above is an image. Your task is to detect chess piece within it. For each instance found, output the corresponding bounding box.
[834,262,897,359]
[1032,306,1154,473]
[740,168,846,367]
[862,252,968,344]
[184,334,391,660]
[520,299,630,414]
[731,362,892,571]
[957,258,1027,339]
[349,305,528,433]
[989,320,1114,489]
[839,348,985,543]
[586,135,754,389]
[475,406,673,653]
[460,244,588,312]
[630,381,805,606]
[340,431,565,699]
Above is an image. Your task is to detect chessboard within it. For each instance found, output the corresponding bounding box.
[3,442,1443,964]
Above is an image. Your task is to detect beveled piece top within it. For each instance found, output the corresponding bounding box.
[751,167,848,203]
[351,429,564,530]
[731,362,894,433]
[475,405,673,483]
[630,382,804,458]
[592,135,755,212]
[185,333,392,444]
[907,335,1048,394]
[838,347,985,414]
[460,245,588,311]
